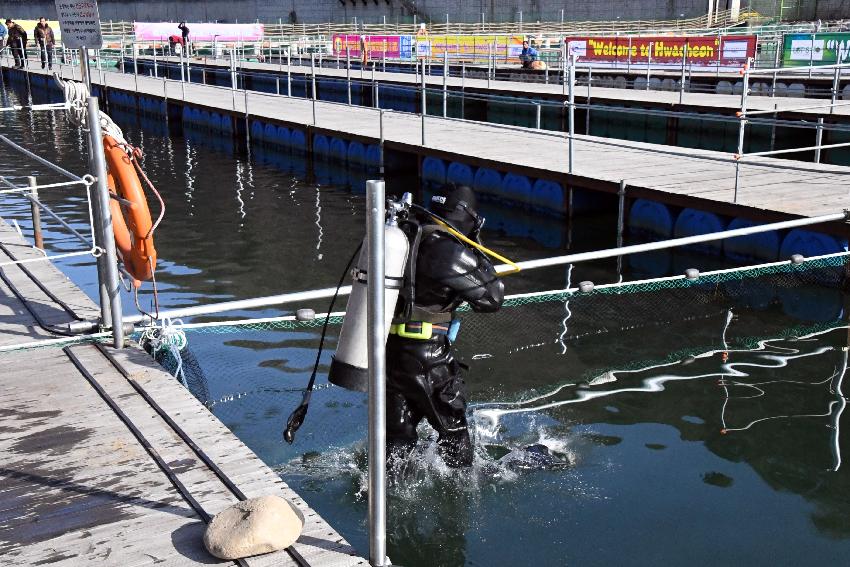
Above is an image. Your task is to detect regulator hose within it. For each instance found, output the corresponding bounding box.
[284,241,363,444]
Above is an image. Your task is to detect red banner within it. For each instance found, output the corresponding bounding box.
[565,35,756,67]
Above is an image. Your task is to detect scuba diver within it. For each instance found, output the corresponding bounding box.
[384,184,504,467]
[287,184,504,468]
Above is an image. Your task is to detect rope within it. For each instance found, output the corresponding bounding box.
[138,319,189,387]
[53,73,129,147]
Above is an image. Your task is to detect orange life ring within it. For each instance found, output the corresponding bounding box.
[103,135,157,285]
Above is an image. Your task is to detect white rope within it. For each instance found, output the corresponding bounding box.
[138,318,189,387]
[52,73,129,147]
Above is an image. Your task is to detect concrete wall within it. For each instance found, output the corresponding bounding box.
[4,0,711,24]
[4,0,849,24]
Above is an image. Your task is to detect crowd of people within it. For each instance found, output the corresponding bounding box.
[3,17,55,70]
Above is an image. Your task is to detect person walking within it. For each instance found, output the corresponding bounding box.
[5,19,27,69]
[34,17,55,70]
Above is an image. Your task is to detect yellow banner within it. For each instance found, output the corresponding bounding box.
[417,34,524,60]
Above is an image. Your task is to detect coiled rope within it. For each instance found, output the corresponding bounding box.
[52,73,129,147]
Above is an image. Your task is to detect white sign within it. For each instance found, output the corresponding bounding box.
[790,38,824,61]
[54,0,102,49]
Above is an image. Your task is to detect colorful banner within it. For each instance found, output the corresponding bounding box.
[565,35,756,67]
[782,32,850,67]
[133,22,264,42]
[331,33,524,61]
[417,34,524,61]
[331,34,413,59]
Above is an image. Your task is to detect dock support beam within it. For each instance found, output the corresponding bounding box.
[366,179,387,567]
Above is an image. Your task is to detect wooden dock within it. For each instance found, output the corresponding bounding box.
[0,218,366,566]
[144,55,850,118]
[9,61,850,229]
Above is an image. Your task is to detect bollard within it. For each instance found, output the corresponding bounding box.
[27,176,44,250]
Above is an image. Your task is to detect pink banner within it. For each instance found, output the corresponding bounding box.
[134,22,264,42]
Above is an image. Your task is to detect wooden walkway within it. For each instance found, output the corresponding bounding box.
[11,62,850,225]
[144,55,850,118]
[0,219,366,566]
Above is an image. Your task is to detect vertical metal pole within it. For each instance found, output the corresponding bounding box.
[815,117,824,163]
[366,179,387,567]
[311,54,317,125]
[153,41,158,77]
[771,69,777,97]
[616,180,626,277]
[809,33,815,78]
[627,37,632,73]
[568,55,575,173]
[27,176,44,250]
[562,42,567,95]
[832,67,840,114]
[347,47,352,105]
[421,65,427,145]
[535,103,541,129]
[586,68,592,134]
[734,59,751,203]
[78,47,110,328]
[287,49,292,96]
[86,97,124,348]
[679,42,687,104]
[442,51,448,118]
[646,42,652,90]
[487,42,492,88]
[379,110,385,177]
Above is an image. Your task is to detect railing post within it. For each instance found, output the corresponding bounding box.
[568,54,576,173]
[287,49,292,96]
[815,117,824,163]
[347,47,352,105]
[311,53,317,125]
[365,178,387,567]
[421,63,427,146]
[27,176,44,250]
[646,41,653,90]
[679,43,687,104]
[561,41,567,95]
[616,180,626,277]
[771,69,777,97]
[378,110,385,178]
[535,103,541,129]
[734,58,751,203]
[153,40,158,77]
[442,50,448,118]
[831,66,840,114]
[86,96,124,349]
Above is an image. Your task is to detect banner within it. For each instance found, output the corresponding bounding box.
[331,33,523,61]
[565,35,756,68]
[331,34,413,59]
[133,22,264,42]
[419,34,524,61]
[782,32,850,67]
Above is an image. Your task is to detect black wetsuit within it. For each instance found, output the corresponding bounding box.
[387,223,504,467]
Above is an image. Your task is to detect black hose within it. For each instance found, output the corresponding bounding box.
[284,240,363,444]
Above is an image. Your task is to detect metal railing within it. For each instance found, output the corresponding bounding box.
[1,47,126,348]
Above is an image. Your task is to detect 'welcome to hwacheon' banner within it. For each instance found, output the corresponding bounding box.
[566,35,757,68]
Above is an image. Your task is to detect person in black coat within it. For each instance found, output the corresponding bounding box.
[5,19,27,69]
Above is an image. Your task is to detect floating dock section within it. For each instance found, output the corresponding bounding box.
[0,218,366,566]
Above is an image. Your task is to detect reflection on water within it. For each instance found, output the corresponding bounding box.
[3,77,850,566]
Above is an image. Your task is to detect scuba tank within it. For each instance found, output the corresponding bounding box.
[327,195,411,392]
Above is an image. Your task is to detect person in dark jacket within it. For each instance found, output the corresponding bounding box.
[386,184,505,467]
[5,19,27,69]
[34,17,54,70]
[178,22,190,54]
